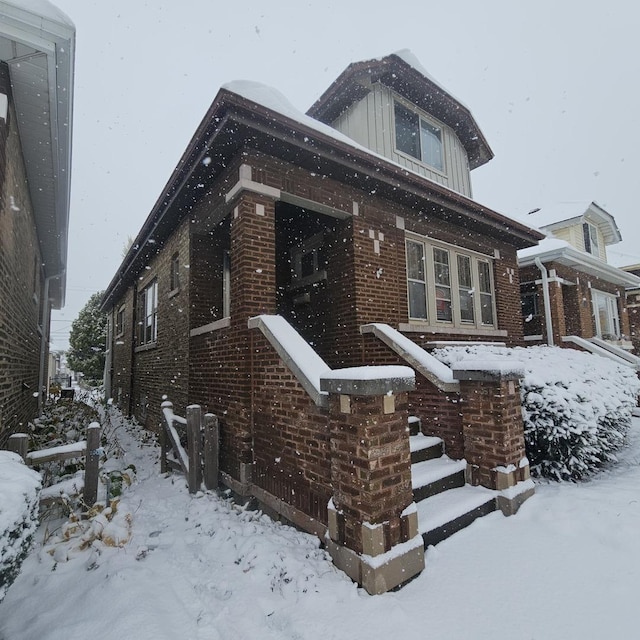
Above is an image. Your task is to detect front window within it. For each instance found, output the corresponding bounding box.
[394,101,444,172]
[592,290,620,340]
[137,280,158,345]
[406,236,496,329]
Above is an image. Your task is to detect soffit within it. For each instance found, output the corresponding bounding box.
[0,1,74,308]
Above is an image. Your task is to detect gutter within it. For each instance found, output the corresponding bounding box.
[534,257,554,346]
[39,269,65,415]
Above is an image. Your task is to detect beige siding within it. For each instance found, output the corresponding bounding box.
[331,84,472,197]
[553,222,607,261]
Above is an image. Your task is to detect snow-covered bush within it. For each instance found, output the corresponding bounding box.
[0,451,41,601]
[434,345,640,481]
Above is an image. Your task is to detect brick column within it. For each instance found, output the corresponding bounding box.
[548,280,567,344]
[320,366,424,595]
[224,191,277,491]
[453,363,534,515]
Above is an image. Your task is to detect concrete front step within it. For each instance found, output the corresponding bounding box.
[410,433,444,464]
[408,415,422,436]
[416,484,496,547]
[411,456,466,502]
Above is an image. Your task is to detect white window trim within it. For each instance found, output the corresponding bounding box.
[592,289,620,340]
[392,97,447,176]
[115,305,126,338]
[405,232,497,331]
[136,279,158,347]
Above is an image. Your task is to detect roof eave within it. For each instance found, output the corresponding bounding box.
[519,246,640,287]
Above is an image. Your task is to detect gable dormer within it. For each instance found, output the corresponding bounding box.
[526,201,622,262]
[307,50,493,198]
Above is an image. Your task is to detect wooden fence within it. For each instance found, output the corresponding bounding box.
[160,401,219,494]
[6,422,101,506]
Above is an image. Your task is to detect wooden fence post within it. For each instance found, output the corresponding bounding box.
[85,422,101,506]
[203,413,219,491]
[186,405,202,493]
[7,433,28,460]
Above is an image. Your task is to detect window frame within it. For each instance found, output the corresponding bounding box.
[393,99,446,174]
[169,252,180,294]
[592,289,620,340]
[136,279,158,347]
[290,232,327,289]
[405,233,497,330]
[583,222,601,257]
[115,305,125,338]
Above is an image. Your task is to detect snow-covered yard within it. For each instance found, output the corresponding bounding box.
[1,406,640,640]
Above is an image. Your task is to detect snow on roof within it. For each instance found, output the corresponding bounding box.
[221,81,537,237]
[517,237,571,260]
[223,79,384,155]
[0,0,74,28]
[392,49,469,110]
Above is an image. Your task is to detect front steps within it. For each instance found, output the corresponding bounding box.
[409,417,497,549]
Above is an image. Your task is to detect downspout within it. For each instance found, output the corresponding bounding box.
[534,257,554,346]
[39,270,65,415]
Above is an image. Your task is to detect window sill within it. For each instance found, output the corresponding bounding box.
[168,287,180,299]
[399,323,508,338]
[190,317,230,337]
[135,342,157,353]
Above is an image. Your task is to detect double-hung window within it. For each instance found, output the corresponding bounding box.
[582,222,600,257]
[394,101,444,173]
[137,280,158,345]
[406,236,496,329]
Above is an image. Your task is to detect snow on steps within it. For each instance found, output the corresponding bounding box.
[411,456,466,502]
[416,484,496,547]
[410,433,443,463]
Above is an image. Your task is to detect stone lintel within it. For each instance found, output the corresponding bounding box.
[320,365,415,396]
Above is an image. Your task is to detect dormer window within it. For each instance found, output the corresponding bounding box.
[582,222,600,256]
[394,101,444,172]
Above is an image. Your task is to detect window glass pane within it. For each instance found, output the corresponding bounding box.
[420,119,443,171]
[406,241,425,280]
[457,254,474,322]
[409,281,427,320]
[436,286,452,321]
[394,102,420,160]
[480,293,494,325]
[433,248,450,285]
[301,251,315,278]
[433,248,451,321]
[478,261,491,293]
[589,224,600,254]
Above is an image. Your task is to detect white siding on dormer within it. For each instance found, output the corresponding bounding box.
[330,83,473,197]
[550,222,607,261]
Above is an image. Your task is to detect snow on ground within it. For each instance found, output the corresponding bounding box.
[2,409,640,639]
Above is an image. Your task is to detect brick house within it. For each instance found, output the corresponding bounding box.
[621,264,640,354]
[102,51,544,592]
[518,202,640,362]
[0,1,74,444]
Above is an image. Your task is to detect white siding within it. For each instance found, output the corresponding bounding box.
[554,223,607,261]
[330,84,472,197]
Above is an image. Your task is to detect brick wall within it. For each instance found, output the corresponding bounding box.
[108,216,190,431]
[250,330,331,523]
[0,71,45,443]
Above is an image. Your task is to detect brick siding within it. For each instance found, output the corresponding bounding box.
[0,72,45,443]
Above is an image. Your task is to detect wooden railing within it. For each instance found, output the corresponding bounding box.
[6,422,101,506]
[160,401,219,494]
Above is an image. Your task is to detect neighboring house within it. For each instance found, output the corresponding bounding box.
[102,51,543,592]
[0,1,74,444]
[621,264,640,353]
[518,202,640,355]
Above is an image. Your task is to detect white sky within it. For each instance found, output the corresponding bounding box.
[50,0,640,350]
